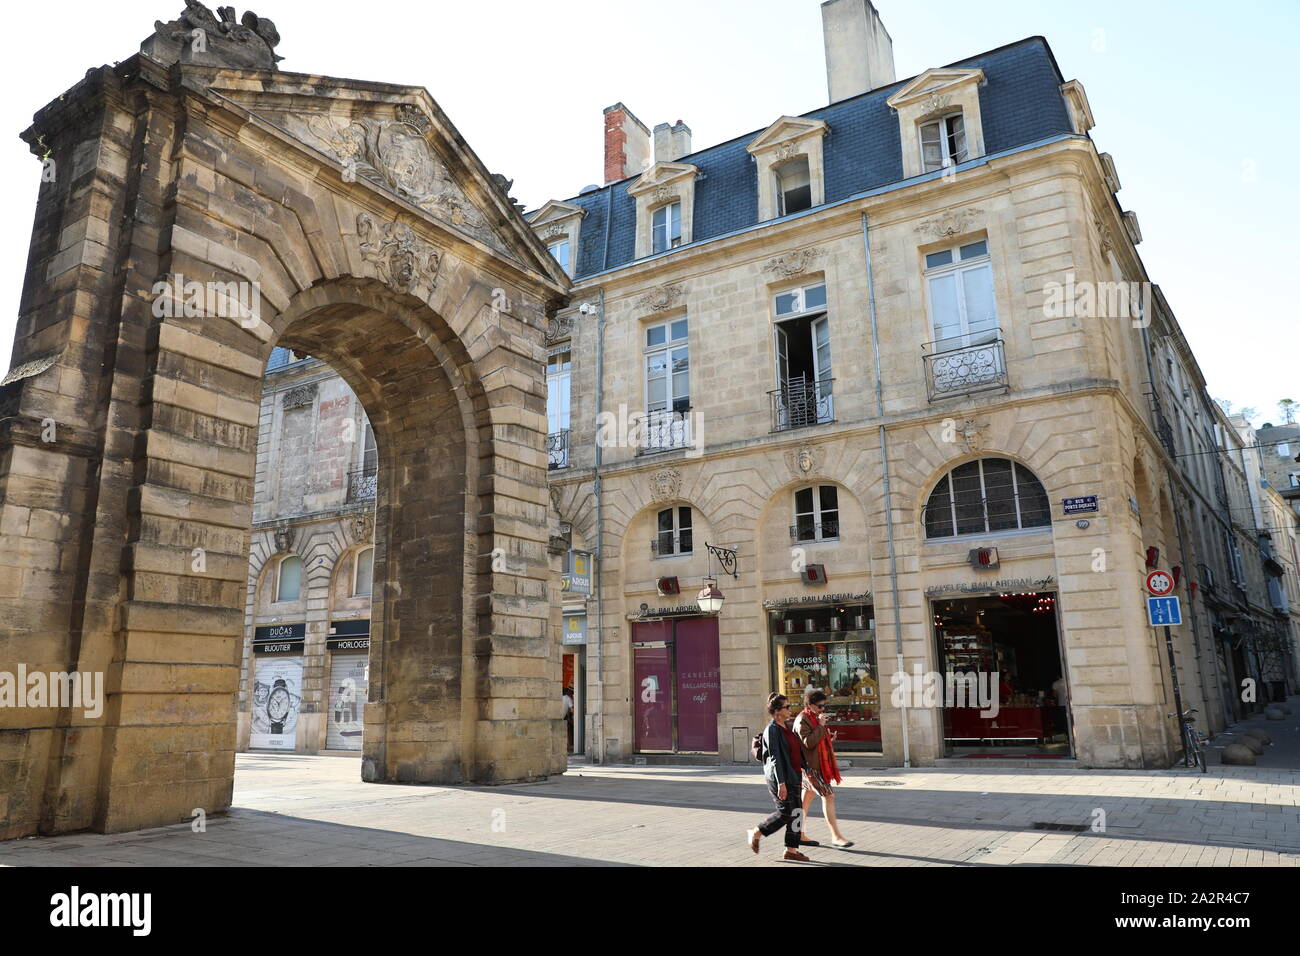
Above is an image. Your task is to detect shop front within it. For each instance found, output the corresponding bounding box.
[767,595,880,752]
[631,611,721,754]
[562,610,587,755]
[326,619,369,751]
[928,584,1072,757]
[250,623,306,751]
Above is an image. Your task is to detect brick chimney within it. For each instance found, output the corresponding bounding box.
[653,120,692,163]
[603,103,652,184]
[822,0,896,103]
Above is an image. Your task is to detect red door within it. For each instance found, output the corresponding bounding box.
[633,621,674,752]
[674,617,720,752]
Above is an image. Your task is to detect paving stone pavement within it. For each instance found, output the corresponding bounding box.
[1,748,1298,866]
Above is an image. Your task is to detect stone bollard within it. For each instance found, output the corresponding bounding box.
[1221,742,1257,765]
[1238,734,1265,754]
[1265,707,1285,721]
[1281,704,1293,715]
[1243,729,1272,746]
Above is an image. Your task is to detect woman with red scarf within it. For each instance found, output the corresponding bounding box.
[792,687,854,848]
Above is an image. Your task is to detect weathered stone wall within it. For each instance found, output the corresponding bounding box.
[0,52,567,837]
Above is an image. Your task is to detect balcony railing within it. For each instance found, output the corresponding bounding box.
[547,429,570,470]
[650,534,693,557]
[637,407,693,455]
[789,518,840,543]
[923,338,1008,402]
[347,468,377,502]
[1148,394,1178,458]
[769,376,835,432]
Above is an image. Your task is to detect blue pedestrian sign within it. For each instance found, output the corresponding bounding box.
[1147,596,1182,627]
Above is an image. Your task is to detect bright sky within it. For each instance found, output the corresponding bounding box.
[1,0,1295,423]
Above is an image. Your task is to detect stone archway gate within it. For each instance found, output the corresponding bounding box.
[0,5,569,838]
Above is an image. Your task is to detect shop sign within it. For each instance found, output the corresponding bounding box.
[562,550,592,595]
[1063,496,1099,515]
[563,614,587,645]
[330,619,370,637]
[254,641,304,654]
[763,592,871,610]
[633,602,703,620]
[253,623,305,642]
[924,576,1054,597]
[326,637,370,651]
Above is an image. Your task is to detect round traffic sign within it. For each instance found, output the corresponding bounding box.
[1146,570,1174,596]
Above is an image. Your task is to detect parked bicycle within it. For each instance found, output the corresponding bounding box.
[1169,708,1208,772]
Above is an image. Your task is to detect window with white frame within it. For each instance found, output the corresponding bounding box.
[775,157,812,216]
[925,239,998,352]
[651,202,682,254]
[547,348,572,468]
[924,459,1051,539]
[1278,442,1291,458]
[920,113,968,172]
[275,554,303,602]
[655,507,693,556]
[361,421,377,477]
[548,238,572,276]
[794,485,839,543]
[773,282,833,429]
[353,547,373,597]
[642,317,691,452]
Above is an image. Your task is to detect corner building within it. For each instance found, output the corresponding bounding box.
[533,1,1225,768]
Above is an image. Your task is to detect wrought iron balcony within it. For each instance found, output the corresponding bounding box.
[922,338,1008,402]
[769,376,835,432]
[637,407,694,455]
[1147,393,1178,458]
[650,533,693,557]
[346,468,377,502]
[547,429,570,470]
[789,517,840,543]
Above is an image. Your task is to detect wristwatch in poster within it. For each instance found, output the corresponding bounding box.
[267,678,291,735]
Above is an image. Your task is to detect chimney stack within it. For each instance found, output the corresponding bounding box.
[821,0,896,103]
[603,103,652,184]
[653,120,693,163]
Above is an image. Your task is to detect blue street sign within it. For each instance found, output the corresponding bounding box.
[1063,496,1099,515]
[1147,596,1182,627]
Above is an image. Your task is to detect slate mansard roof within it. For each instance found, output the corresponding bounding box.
[559,36,1074,280]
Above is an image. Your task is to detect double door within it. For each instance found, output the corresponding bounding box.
[632,617,721,753]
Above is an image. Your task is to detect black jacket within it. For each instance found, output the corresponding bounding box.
[762,719,798,790]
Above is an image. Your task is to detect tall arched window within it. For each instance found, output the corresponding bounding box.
[924,459,1050,539]
[275,554,303,602]
[353,547,374,597]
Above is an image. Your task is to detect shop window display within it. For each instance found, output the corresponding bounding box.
[771,603,880,752]
[933,592,1071,756]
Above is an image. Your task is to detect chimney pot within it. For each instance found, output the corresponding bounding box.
[603,102,652,184]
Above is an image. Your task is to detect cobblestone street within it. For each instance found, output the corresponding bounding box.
[3,725,1298,867]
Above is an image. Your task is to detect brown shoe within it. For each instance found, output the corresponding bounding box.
[782,848,811,862]
[747,828,761,854]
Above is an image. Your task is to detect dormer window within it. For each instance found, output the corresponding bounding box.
[527,200,587,280]
[920,114,967,172]
[776,158,812,216]
[886,68,986,180]
[652,202,682,254]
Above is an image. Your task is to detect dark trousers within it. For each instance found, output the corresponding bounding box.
[758,778,803,848]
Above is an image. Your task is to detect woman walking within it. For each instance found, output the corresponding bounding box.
[793,688,854,848]
[746,693,811,862]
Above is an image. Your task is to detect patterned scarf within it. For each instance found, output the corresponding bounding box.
[807,709,841,785]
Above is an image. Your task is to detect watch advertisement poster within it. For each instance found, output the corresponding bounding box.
[251,656,304,750]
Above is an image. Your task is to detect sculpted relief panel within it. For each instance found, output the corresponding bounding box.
[285,107,511,257]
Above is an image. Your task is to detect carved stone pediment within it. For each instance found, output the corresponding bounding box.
[290,109,506,255]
